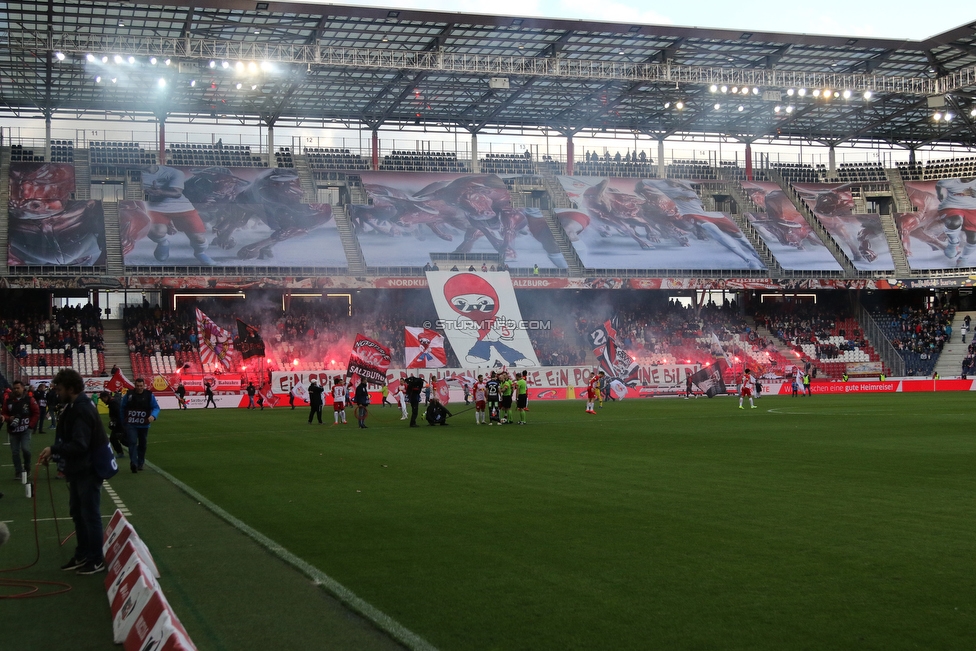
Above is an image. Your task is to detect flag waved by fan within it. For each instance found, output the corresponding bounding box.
[196,308,234,370]
[346,334,392,385]
[292,381,310,403]
[104,368,135,393]
[236,319,266,359]
[405,327,447,368]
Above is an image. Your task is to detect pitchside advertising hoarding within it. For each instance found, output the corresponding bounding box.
[28,371,976,410]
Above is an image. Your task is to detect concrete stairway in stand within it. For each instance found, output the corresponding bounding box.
[934,311,976,378]
[101,320,134,379]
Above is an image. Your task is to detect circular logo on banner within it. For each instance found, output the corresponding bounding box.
[152,376,169,392]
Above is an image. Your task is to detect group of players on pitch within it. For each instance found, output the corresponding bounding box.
[470,370,530,425]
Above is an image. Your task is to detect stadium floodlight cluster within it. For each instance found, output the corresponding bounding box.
[80,50,273,91]
[29,33,968,96]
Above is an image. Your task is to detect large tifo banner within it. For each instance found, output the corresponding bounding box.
[352,171,568,268]
[8,162,107,266]
[426,270,540,369]
[740,181,842,271]
[555,176,765,270]
[119,165,344,267]
[792,183,894,271]
[898,179,976,270]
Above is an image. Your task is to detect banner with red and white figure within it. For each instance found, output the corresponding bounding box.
[405,326,447,368]
[426,271,540,370]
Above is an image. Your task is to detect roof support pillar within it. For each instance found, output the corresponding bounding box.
[828,146,836,178]
[371,129,379,171]
[566,134,574,176]
[745,142,753,181]
[157,115,166,163]
[471,132,479,173]
[44,111,52,161]
[658,139,666,179]
[267,123,275,159]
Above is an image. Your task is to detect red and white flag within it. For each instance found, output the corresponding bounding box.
[346,334,392,386]
[404,327,447,369]
[196,308,234,370]
[104,368,135,393]
[292,382,310,403]
[433,378,451,404]
[259,383,277,408]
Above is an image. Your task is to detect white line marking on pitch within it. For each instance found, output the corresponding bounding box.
[102,480,132,517]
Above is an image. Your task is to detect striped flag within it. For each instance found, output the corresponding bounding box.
[195,308,234,370]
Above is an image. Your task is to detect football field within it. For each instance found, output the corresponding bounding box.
[4,392,975,650]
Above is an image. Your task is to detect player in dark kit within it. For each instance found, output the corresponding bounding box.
[485,373,501,425]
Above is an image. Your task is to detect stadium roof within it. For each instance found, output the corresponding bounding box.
[2,1,976,148]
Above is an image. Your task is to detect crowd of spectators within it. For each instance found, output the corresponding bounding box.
[124,304,198,357]
[1,303,105,358]
[882,306,954,357]
[754,303,868,359]
[871,303,955,376]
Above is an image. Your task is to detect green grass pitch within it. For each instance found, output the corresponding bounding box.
[137,393,975,651]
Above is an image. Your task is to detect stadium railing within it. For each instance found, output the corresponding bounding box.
[855,304,905,376]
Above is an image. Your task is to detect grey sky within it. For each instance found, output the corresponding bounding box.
[288,0,971,40]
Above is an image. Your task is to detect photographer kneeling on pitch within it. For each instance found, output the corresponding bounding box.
[425,397,452,426]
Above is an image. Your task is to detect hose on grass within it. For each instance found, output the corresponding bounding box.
[0,462,73,599]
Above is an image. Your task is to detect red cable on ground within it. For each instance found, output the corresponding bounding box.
[0,462,73,599]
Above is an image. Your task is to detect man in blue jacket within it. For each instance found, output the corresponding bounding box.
[120,378,160,474]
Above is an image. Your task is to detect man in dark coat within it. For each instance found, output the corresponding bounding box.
[307,379,325,424]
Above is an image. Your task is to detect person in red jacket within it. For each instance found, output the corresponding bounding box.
[2,379,39,481]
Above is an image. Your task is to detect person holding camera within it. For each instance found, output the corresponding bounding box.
[405,374,425,428]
